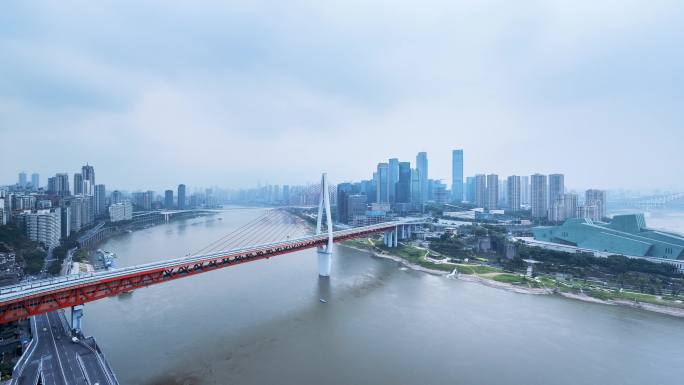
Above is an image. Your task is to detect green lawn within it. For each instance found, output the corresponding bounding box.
[493,273,526,284]
[452,264,501,275]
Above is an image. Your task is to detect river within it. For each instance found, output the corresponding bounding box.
[83,207,684,385]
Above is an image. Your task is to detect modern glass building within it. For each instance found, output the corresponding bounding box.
[388,158,399,204]
[376,163,389,203]
[416,152,428,203]
[532,214,684,263]
[451,149,463,203]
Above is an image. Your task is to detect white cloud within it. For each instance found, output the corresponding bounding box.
[1,0,682,191]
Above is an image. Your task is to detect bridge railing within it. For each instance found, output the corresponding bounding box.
[0,272,96,296]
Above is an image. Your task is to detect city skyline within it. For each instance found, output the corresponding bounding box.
[1,1,683,190]
[2,3,684,384]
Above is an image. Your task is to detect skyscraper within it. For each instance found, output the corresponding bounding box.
[416,152,428,203]
[55,173,70,196]
[486,174,499,210]
[18,172,27,187]
[585,189,607,220]
[376,163,389,203]
[396,162,411,203]
[531,174,548,218]
[177,184,186,209]
[451,150,464,202]
[336,183,353,223]
[31,173,39,190]
[73,173,84,195]
[388,158,399,204]
[82,164,95,185]
[474,174,487,208]
[94,184,106,216]
[507,175,521,212]
[411,168,421,204]
[164,190,174,209]
[548,174,565,208]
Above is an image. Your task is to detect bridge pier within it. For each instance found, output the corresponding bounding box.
[384,229,399,248]
[71,305,84,336]
[317,251,332,277]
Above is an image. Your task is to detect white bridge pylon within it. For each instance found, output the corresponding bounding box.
[316,173,334,277]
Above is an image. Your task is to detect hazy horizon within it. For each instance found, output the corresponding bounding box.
[2,1,682,191]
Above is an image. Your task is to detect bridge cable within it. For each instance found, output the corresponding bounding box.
[191,210,277,255]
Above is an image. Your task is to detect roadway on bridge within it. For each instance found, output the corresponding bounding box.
[12,311,118,385]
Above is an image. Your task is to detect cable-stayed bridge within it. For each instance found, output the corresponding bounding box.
[0,174,423,327]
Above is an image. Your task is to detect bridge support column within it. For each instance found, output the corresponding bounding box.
[71,305,84,336]
[394,227,398,247]
[316,173,334,277]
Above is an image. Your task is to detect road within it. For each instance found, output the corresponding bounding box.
[11,310,119,385]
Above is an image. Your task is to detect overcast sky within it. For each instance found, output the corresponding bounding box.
[1,1,682,192]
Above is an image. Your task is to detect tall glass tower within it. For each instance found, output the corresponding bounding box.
[416,152,428,202]
[451,149,464,203]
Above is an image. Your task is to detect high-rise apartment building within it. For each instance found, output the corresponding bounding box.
[549,193,578,222]
[111,190,123,204]
[73,173,84,195]
[465,176,476,203]
[506,175,521,212]
[531,174,548,218]
[564,193,578,220]
[18,172,27,188]
[585,189,607,220]
[164,190,174,209]
[52,173,70,196]
[485,174,499,210]
[177,184,186,209]
[416,152,428,203]
[521,176,530,205]
[578,204,601,221]
[451,150,464,202]
[109,201,133,222]
[548,174,565,208]
[21,209,61,248]
[474,174,487,208]
[0,199,6,226]
[31,173,39,190]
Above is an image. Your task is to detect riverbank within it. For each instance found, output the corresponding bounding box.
[559,292,684,318]
[340,241,552,296]
[340,239,684,318]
